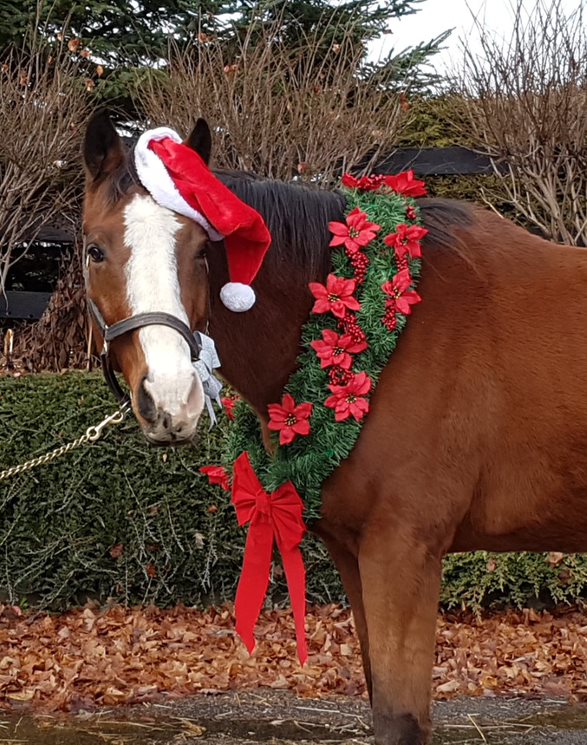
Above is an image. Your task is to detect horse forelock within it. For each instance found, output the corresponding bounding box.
[106,146,142,205]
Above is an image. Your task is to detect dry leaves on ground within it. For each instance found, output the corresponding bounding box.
[1,604,587,711]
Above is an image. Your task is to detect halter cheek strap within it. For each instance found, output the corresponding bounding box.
[87,298,202,405]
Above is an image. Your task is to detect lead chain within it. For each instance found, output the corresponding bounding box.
[0,404,130,482]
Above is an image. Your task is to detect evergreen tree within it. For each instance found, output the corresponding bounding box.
[0,1,448,107]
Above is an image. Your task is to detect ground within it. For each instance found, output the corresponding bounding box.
[4,604,587,743]
[3,691,587,744]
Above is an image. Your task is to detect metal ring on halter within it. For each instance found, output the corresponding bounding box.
[87,298,202,406]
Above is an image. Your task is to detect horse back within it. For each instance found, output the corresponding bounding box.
[322,206,587,555]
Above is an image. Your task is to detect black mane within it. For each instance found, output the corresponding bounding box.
[217,170,346,279]
[217,171,474,273]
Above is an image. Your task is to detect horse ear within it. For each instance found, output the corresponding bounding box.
[185,118,212,165]
[83,110,125,182]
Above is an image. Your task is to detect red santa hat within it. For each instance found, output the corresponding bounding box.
[134,127,271,312]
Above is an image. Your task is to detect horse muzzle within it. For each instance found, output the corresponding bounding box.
[137,370,204,444]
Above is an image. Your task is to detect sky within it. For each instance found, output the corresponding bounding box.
[368,0,585,74]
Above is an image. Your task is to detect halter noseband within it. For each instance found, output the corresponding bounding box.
[87,299,202,406]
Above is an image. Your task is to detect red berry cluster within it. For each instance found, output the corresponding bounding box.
[395,255,409,273]
[328,366,353,386]
[338,313,367,346]
[349,251,370,285]
[382,300,398,331]
[406,205,417,221]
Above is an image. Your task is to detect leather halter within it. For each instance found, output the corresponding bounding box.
[87,298,202,406]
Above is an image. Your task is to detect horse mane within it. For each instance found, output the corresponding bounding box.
[108,153,475,279]
[217,170,475,278]
[216,170,346,279]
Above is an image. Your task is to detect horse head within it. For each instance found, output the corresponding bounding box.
[83,112,214,445]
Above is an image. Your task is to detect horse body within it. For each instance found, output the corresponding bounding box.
[209,197,587,552]
[207,200,587,743]
[82,114,587,745]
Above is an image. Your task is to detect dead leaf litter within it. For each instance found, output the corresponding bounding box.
[1,604,587,711]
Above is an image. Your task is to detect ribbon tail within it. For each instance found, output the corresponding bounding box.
[234,519,274,655]
[204,394,217,429]
[278,539,308,665]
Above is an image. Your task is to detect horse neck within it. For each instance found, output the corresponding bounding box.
[207,245,328,415]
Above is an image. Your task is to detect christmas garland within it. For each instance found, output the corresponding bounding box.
[202,171,428,522]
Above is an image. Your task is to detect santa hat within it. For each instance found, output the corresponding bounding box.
[134,127,271,312]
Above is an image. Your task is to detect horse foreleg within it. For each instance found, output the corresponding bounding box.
[318,529,372,701]
[359,527,442,745]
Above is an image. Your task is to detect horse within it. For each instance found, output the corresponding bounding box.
[82,111,587,745]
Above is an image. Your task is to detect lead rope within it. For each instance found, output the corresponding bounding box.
[0,402,130,482]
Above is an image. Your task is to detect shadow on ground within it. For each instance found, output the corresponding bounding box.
[2,691,587,744]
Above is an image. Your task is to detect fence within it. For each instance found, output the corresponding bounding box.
[0,146,493,321]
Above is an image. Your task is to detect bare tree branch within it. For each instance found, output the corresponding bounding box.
[451,0,586,245]
[135,16,407,185]
[0,40,92,295]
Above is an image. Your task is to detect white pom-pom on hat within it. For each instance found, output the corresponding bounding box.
[220,283,256,312]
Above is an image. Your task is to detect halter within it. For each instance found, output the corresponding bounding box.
[87,298,202,406]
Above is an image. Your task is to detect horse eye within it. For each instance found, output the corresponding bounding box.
[88,244,105,263]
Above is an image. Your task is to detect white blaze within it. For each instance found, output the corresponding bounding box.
[124,194,203,427]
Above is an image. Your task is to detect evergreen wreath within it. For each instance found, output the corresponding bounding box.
[202,172,428,523]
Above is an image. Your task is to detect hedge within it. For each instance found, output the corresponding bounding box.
[0,372,340,610]
[1,373,587,613]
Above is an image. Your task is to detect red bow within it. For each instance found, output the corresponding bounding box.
[231,452,308,664]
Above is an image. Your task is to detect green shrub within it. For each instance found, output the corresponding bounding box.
[0,372,341,610]
[1,373,586,613]
[441,552,587,612]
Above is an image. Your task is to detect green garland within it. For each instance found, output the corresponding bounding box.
[217,175,427,522]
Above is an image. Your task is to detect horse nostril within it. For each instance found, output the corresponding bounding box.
[138,377,157,423]
[162,413,171,430]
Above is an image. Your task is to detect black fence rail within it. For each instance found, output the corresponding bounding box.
[373,145,493,176]
[1,146,493,321]
[0,291,53,321]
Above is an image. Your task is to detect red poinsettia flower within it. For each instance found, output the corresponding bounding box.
[325,371,372,422]
[381,269,422,315]
[310,329,368,370]
[341,173,386,192]
[384,170,427,197]
[221,396,237,421]
[384,223,428,260]
[309,274,361,319]
[267,393,313,445]
[341,173,361,189]
[328,208,381,255]
[199,465,230,491]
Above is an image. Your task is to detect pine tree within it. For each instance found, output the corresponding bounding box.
[1,1,447,96]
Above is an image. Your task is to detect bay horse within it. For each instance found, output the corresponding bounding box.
[82,112,587,745]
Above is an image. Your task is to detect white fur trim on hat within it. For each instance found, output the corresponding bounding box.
[220,282,256,312]
[134,127,223,242]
